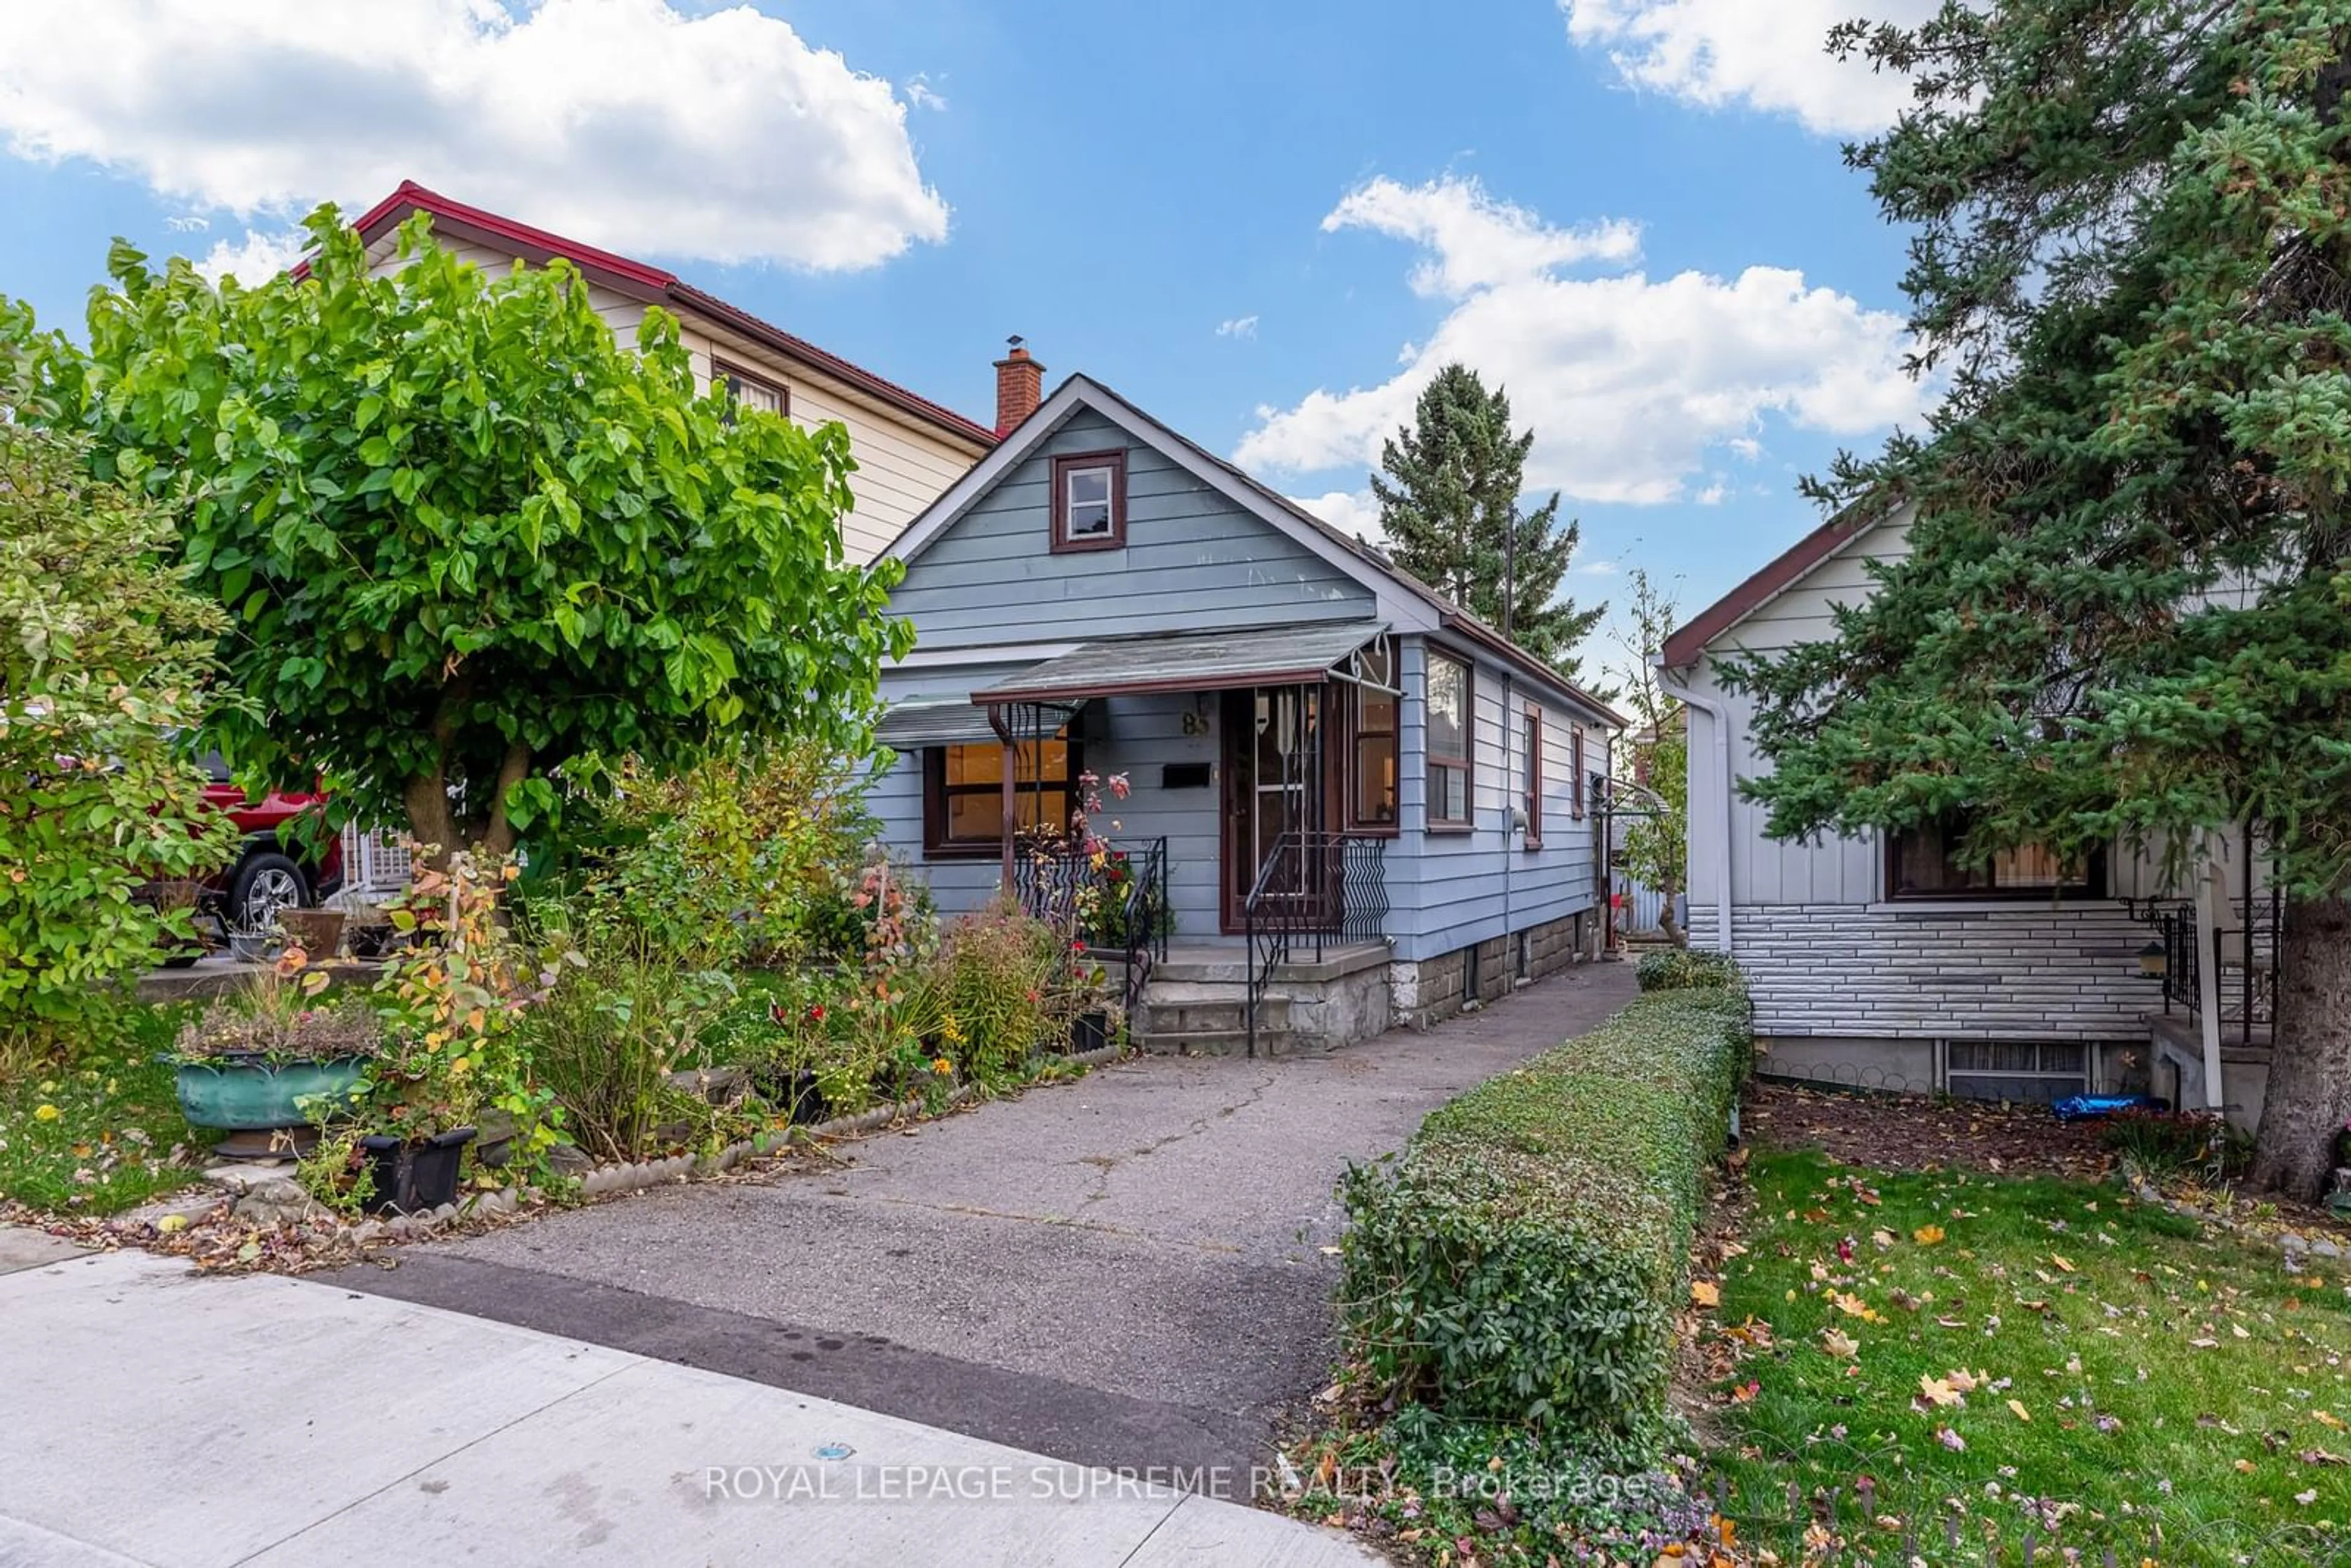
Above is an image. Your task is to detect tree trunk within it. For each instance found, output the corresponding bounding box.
[1658,875,1685,948]
[2249,894,2351,1202]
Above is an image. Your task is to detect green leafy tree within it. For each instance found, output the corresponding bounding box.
[1718,3,2351,1196]
[1371,364,1605,679]
[0,369,235,1067]
[2,206,907,861]
[1609,569,1689,945]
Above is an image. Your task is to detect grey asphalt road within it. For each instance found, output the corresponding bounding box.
[327,962,1637,1481]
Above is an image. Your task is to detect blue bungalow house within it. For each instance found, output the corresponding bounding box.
[868,369,1622,1053]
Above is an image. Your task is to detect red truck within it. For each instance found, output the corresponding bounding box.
[182,752,346,943]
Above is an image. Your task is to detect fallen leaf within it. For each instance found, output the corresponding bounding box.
[1821,1328,1859,1360]
[2007,1398,2031,1422]
[1913,1225,1946,1245]
[1918,1376,1963,1408]
[1691,1280,1721,1308]
[2051,1255,2076,1273]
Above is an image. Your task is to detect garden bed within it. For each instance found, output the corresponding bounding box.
[4,1033,1132,1276]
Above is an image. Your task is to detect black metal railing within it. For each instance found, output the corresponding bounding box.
[1242,832,1389,1056]
[1013,835,1169,1015]
[2156,892,2280,1048]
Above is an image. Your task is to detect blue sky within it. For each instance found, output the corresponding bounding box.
[0,0,1940,678]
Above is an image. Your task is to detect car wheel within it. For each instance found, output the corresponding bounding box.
[230,852,309,934]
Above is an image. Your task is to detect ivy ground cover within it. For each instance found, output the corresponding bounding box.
[1700,1145,2351,1564]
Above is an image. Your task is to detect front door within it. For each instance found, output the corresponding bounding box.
[1221,685,1330,932]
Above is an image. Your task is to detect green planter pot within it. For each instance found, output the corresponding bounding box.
[174,1055,370,1157]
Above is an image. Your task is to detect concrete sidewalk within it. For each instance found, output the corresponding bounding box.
[0,1246,1380,1568]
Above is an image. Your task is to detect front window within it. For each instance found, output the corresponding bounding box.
[923,737,1078,857]
[1052,451,1127,551]
[1425,653,1472,829]
[1887,811,2103,900]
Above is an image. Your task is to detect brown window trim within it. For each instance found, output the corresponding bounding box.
[1050,449,1127,553]
[714,360,789,419]
[1343,678,1403,838]
[920,740,1082,860]
[1881,814,2108,902]
[1425,651,1474,832]
[1569,724,1588,821]
[1522,705,1544,850]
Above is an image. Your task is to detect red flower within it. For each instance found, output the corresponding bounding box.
[808,1003,827,1022]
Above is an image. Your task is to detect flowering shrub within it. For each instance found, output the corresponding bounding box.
[0,417,237,1071]
[362,852,569,1160]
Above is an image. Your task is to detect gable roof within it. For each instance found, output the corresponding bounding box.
[1659,501,1893,669]
[340,181,998,451]
[881,373,1625,729]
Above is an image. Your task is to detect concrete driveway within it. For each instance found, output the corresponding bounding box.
[331,964,1637,1481]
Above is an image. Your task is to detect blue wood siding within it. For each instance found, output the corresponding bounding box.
[1385,635,1603,962]
[866,686,1222,936]
[890,410,1374,650]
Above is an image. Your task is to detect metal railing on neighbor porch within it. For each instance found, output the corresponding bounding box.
[2156,891,2281,1048]
[1012,836,1169,1013]
[1242,831,1389,1057]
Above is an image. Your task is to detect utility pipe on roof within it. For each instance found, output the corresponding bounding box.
[1658,661,1733,956]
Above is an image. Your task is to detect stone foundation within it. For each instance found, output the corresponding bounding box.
[1390,911,1594,1030]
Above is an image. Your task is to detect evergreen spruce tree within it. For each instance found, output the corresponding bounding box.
[1722,1,2351,1197]
[1370,364,1604,680]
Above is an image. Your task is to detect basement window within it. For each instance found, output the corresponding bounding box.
[1944,1041,2088,1105]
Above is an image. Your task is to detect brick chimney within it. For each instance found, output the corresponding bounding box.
[993,336,1044,435]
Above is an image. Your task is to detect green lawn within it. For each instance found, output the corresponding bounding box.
[1706,1147,2351,1564]
[0,1004,217,1216]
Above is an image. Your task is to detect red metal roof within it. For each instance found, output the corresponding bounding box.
[1659,501,1881,669]
[342,181,998,449]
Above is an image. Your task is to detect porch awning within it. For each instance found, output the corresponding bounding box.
[872,692,1008,749]
[970,621,1388,705]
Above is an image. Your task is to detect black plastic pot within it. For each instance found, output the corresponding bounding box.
[752,1067,830,1125]
[1068,1011,1111,1056]
[360,1126,477,1214]
[346,924,403,961]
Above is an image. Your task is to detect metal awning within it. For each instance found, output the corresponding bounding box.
[972,621,1388,705]
[872,692,1007,749]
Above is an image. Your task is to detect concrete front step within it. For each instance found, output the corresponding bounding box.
[1133,982,1289,1055]
[1150,940,1390,987]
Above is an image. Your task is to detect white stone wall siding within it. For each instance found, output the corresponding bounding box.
[1699,902,2153,1042]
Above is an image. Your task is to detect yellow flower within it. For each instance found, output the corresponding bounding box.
[33,1105,60,1122]
[940,1015,965,1045]
[931,1057,953,1076]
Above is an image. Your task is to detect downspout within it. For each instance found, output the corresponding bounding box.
[1659,662,1733,956]
[2195,846,2227,1114]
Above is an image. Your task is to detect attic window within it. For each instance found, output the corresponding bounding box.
[716,362,787,420]
[1051,451,1126,553]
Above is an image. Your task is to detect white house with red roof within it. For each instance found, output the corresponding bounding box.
[344,181,1001,561]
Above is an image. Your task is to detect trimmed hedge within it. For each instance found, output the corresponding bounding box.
[1335,987,1751,1447]
[1634,947,1742,993]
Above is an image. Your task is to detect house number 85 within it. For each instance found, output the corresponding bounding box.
[1181,710,1212,736]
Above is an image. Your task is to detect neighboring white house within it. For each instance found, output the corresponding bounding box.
[346,181,1002,562]
[1659,506,2275,1121]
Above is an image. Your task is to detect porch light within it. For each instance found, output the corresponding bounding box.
[2137,940,2166,980]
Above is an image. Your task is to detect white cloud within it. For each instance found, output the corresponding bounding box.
[1291,489,1388,549]
[1561,0,1940,137]
[1577,558,1621,576]
[195,228,309,286]
[163,214,209,233]
[1727,436,1763,461]
[1235,175,1929,505]
[1325,176,1641,296]
[0,0,949,272]
[905,72,948,111]
[1215,315,1260,339]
